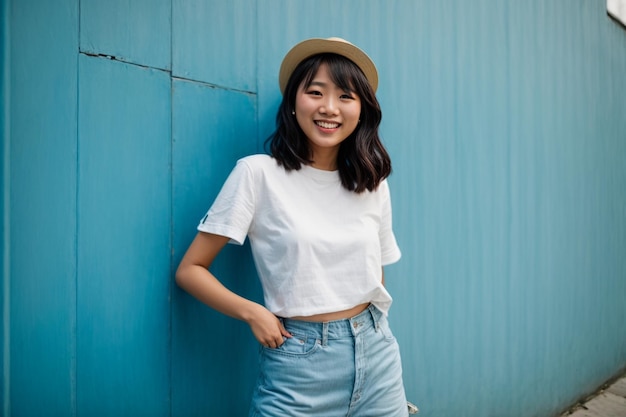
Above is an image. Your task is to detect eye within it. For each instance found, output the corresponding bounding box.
[306,90,322,96]
[340,93,355,100]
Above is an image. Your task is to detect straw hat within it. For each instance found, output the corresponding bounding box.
[278,37,379,94]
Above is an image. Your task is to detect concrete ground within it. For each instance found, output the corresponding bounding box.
[560,375,626,417]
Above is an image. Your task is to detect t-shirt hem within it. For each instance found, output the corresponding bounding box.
[272,295,393,318]
[197,223,246,245]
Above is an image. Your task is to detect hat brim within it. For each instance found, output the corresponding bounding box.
[278,37,378,94]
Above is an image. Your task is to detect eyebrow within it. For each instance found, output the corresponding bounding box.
[307,80,354,92]
[308,81,328,88]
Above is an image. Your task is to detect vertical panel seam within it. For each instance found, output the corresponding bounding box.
[1,0,11,414]
[73,1,81,416]
[168,1,174,415]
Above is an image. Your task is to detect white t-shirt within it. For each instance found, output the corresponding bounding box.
[198,154,401,317]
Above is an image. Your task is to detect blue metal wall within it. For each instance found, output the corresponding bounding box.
[4,0,78,415]
[2,1,626,416]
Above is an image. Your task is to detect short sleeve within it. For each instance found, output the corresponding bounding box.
[379,180,402,265]
[197,159,256,245]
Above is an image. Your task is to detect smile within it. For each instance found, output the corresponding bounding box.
[315,121,341,129]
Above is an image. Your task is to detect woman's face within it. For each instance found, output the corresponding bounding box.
[294,63,361,168]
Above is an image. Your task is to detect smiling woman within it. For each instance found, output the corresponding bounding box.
[294,62,361,170]
[176,37,410,416]
[269,45,390,193]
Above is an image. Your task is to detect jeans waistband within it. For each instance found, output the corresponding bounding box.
[279,304,383,346]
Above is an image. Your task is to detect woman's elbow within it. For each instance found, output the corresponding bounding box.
[174,264,190,289]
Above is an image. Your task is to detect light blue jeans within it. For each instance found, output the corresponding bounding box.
[249,305,408,416]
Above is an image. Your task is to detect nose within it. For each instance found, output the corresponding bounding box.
[319,96,339,115]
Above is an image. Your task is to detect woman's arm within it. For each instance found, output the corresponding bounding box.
[175,232,291,348]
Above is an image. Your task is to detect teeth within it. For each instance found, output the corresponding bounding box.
[316,121,340,129]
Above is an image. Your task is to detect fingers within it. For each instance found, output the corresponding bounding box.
[261,324,291,349]
[279,322,292,339]
[247,305,292,348]
[266,325,290,349]
[259,337,281,348]
[263,337,284,349]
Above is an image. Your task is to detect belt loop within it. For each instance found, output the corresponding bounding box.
[322,322,329,346]
[368,304,380,331]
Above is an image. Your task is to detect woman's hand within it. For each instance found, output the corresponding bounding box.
[246,304,292,348]
[176,232,291,348]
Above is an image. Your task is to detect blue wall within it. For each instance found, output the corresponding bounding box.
[2,1,626,416]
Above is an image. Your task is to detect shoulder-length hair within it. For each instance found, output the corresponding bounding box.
[266,53,391,193]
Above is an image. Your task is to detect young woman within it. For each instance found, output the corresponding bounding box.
[176,37,409,416]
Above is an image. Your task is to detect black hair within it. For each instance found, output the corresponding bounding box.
[265,53,391,193]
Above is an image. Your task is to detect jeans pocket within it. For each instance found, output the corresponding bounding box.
[263,332,320,357]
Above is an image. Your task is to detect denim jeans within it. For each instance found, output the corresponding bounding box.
[249,305,408,417]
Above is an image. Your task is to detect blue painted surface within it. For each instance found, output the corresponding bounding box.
[2,1,626,416]
[379,2,626,415]
[172,0,257,92]
[80,0,171,70]
[380,2,626,416]
[5,1,78,416]
[0,0,8,413]
[171,78,259,416]
[76,55,171,416]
